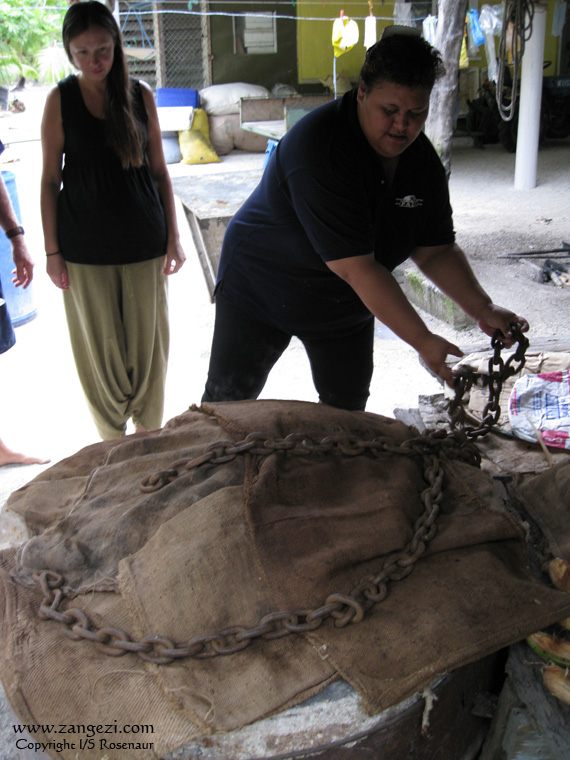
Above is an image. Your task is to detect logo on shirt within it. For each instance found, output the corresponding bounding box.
[395,195,423,208]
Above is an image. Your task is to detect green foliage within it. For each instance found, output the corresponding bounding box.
[38,43,74,85]
[0,0,67,85]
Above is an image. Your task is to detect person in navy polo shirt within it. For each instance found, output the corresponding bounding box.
[202,30,528,411]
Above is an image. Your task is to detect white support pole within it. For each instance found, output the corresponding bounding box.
[514,2,547,190]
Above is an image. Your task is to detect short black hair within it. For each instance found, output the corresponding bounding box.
[359,32,445,92]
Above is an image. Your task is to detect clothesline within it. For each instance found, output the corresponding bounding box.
[120,9,424,22]
[133,0,418,6]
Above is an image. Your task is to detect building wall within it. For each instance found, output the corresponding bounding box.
[296,1,567,87]
[209,1,298,89]
[157,1,207,89]
[297,1,395,85]
[122,2,566,93]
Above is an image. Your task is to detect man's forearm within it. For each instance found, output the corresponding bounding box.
[0,179,20,232]
[412,243,493,322]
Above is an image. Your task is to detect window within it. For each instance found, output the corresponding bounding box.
[234,13,277,55]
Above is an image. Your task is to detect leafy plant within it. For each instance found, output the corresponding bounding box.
[0,0,67,85]
[37,42,74,85]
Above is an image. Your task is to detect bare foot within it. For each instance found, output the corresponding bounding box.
[0,439,50,467]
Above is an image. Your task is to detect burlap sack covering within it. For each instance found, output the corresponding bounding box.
[515,459,570,560]
[1,400,570,760]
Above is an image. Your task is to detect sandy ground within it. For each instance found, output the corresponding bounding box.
[0,84,569,510]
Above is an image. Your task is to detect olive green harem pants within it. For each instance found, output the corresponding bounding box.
[63,257,169,440]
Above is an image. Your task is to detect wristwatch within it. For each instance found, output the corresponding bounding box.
[5,225,24,239]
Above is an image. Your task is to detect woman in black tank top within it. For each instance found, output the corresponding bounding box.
[40,1,186,441]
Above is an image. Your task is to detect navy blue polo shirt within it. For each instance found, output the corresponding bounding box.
[216,88,455,339]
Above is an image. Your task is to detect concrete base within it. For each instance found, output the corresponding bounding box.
[395,267,476,331]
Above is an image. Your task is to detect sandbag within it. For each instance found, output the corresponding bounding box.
[179,108,220,165]
[1,400,570,760]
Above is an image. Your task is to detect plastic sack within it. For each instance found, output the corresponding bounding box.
[364,14,377,50]
[508,371,570,450]
[460,30,469,69]
[479,5,503,82]
[332,16,359,57]
[466,22,479,59]
[479,4,503,35]
[467,9,486,47]
[393,0,414,27]
[423,14,438,46]
[179,108,221,165]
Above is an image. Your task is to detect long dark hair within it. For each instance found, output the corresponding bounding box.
[63,1,144,169]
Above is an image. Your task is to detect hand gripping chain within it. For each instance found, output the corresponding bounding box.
[448,323,529,439]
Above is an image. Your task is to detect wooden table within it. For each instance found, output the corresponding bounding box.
[171,170,262,300]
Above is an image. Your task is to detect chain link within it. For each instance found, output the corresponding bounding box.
[31,328,527,664]
[32,429,463,664]
[447,324,529,439]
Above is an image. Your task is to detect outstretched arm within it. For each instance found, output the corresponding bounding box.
[411,243,529,344]
[327,245,529,387]
[326,253,464,387]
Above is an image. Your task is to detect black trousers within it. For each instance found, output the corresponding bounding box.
[202,292,374,411]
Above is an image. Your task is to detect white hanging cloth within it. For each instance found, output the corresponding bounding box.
[364,15,377,49]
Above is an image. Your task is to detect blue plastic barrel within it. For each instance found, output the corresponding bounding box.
[0,170,37,326]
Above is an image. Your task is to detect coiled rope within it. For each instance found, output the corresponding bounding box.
[496,0,536,120]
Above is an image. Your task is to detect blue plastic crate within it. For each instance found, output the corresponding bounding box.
[155,88,200,108]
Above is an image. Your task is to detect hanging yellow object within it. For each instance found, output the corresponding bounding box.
[332,15,360,58]
[459,27,469,69]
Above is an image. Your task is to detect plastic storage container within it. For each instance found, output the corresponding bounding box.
[0,170,37,326]
[155,89,199,164]
[155,88,200,108]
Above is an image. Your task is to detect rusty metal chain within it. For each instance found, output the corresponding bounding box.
[32,330,528,664]
[447,324,529,439]
[139,428,477,493]
[33,431,459,665]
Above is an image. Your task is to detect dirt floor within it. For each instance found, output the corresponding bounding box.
[0,83,569,507]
